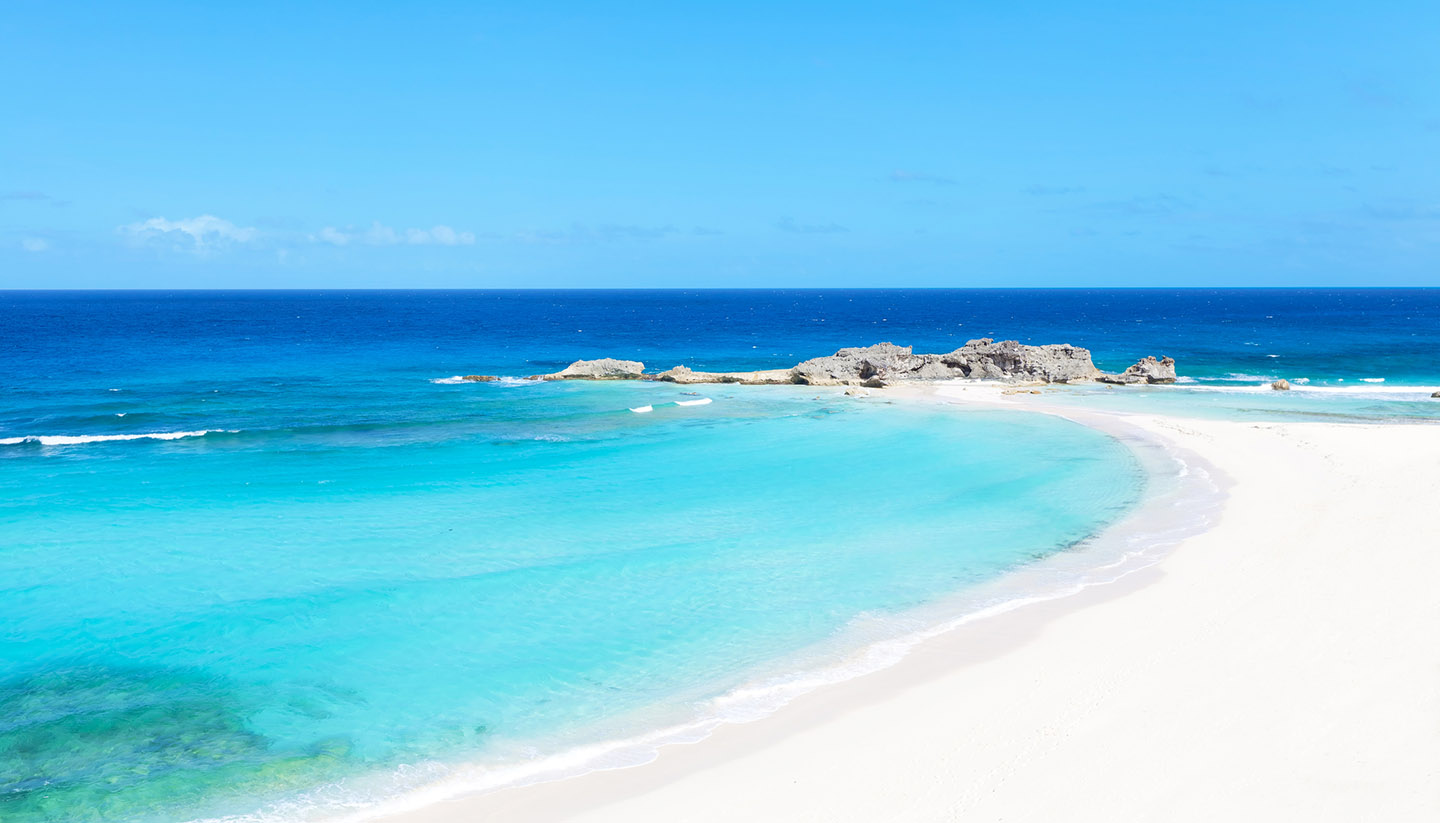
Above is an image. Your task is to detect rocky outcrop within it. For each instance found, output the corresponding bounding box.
[1432,391,1440,399]
[936,339,1100,383]
[788,339,1101,385]
[546,358,646,380]
[461,375,498,382]
[1271,379,1291,391]
[790,343,926,385]
[655,364,795,384]
[1098,356,1178,385]
[531,341,1176,387]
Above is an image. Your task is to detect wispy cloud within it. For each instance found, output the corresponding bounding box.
[121,215,258,250]
[594,223,678,240]
[1079,194,1192,216]
[889,170,956,186]
[2,190,70,207]
[1024,185,1087,196]
[317,226,352,246]
[1236,92,1285,113]
[776,217,849,235]
[510,223,716,244]
[313,221,475,246]
[1364,202,1440,221]
[1347,79,1405,109]
[20,237,49,252]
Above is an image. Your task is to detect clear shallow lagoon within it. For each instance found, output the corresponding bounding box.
[1,383,1140,822]
[1,289,1435,822]
[1042,381,1440,423]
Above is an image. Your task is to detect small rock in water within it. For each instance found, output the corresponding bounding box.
[1431,390,1440,398]
[1097,355,1178,385]
[1271,379,1291,391]
[461,375,498,382]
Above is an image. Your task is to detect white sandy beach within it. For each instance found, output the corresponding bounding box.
[380,385,1440,823]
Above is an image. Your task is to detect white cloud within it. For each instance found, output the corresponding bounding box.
[317,226,352,246]
[122,215,257,250]
[365,222,400,245]
[417,225,473,245]
[314,221,475,247]
[21,237,49,252]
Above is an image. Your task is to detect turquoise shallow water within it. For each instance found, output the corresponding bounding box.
[1043,381,1440,423]
[0,381,1141,822]
[6,287,1436,822]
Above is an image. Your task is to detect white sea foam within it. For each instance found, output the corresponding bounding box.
[1361,377,1386,383]
[430,376,469,385]
[675,398,713,406]
[0,430,230,446]
[1214,372,1279,383]
[629,405,654,413]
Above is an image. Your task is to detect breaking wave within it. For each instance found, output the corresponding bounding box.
[0,430,231,447]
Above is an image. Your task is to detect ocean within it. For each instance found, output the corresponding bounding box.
[1,289,1436,822]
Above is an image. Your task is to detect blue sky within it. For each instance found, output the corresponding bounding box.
[3,1,1438,288]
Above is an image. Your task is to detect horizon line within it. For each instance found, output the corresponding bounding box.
[4,285,1439,293]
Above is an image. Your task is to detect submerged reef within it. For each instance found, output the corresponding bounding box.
[516,340,1178,387]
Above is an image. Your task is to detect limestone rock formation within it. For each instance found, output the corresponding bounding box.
[461,375,498,382]
[1098,356,1178,385]
[790,343,924,385]
[655,364,793,384]
[788,340,1100,385]
[1432,390,1439,398]
[1271,379,1291,391]
[654,364,699,383]
[934,339,1100,383]
[547,358,646,380]
[531,341,1176,387]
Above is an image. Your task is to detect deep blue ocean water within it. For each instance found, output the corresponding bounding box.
[1,289,1436,822]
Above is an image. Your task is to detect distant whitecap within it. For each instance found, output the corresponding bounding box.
[0,430,231,447]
